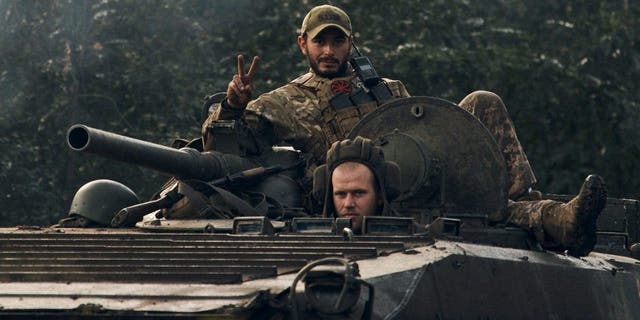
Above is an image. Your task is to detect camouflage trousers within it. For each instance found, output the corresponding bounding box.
[507,199,557,247]
[458,91,537,200]
[459,91,552,246]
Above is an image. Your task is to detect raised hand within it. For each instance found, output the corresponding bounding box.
[226,55,260,109]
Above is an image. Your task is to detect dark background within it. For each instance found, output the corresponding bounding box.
[1,0,638,226]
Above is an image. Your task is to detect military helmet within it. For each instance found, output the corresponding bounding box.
[68,179,139,226]
[313,136,401,217]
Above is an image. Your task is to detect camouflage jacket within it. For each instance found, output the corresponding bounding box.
[202,71,410,165]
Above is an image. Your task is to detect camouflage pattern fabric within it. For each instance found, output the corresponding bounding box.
[508,174,606,256]
[509,198,599,256]
[204,79,534,199]
[202,72,601,254]
[458,90,538,200]
[507,199,551,246]
[202,71,410,166]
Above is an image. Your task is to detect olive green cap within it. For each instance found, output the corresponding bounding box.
[301,5,352,39]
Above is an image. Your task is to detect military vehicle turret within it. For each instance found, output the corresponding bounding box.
[1,97,638,319]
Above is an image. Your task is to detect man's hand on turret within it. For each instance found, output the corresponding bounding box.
[226,55,260,109]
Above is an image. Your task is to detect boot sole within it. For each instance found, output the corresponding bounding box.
[569,174,607,256]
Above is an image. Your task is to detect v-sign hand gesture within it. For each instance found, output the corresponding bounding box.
[226,55,260,109]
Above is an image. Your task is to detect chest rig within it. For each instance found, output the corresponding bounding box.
[291,71,395,150]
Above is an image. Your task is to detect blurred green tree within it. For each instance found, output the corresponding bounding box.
[0,0,637,226]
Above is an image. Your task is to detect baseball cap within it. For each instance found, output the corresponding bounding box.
[300,5,352,39]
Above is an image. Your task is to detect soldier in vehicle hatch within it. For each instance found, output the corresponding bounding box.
[312,136,402,233]
[203,5,607,256]
[319,137,607,256]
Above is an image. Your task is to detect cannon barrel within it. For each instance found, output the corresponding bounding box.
[67,124,256,181]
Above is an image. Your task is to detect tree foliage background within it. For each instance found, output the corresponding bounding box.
[0,0,638,226]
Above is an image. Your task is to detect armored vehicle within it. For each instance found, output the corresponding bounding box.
[1,97,639,319]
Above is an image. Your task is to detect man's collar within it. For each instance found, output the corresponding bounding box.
[308,69,356,81]
[291,70,357,87]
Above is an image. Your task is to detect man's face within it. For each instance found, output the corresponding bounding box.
[298,28,352,78]
[331,162,379,232]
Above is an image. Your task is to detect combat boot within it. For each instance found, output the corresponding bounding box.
[541,174,607,256]
[507,175,607,256]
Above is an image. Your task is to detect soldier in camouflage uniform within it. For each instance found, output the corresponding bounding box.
[459,91,607,256]
[202,5,409,171]
[312,136,402,233]
[202,4,606,256]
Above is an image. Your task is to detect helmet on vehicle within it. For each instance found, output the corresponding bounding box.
[312,136,401,217]
[64,179,139,227]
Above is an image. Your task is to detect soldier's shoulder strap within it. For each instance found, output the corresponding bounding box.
[290,72,314,85]
[382,78,410,98]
